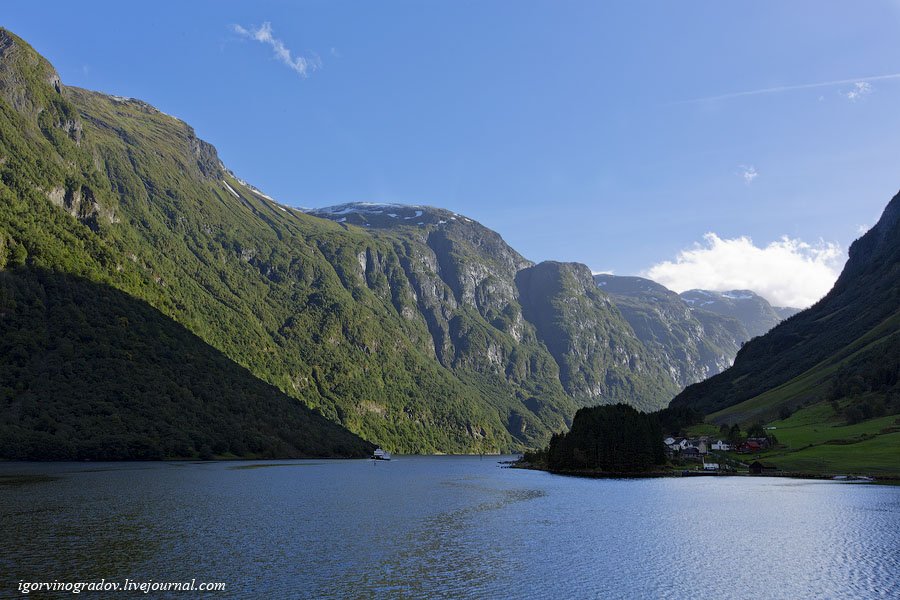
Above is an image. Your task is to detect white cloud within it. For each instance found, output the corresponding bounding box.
[643,233,844,308]
[843,81,873,101]
[856,223,870,235]
[233,22,321,77]
[591,269,614,276]
[739,165,758,185]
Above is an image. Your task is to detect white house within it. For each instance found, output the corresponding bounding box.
[711,440,731,451]
[664,437,676,447]
[702,462,719,471]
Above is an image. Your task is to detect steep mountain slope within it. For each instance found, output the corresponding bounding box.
[515,263,676,411]
[670,191,900,424]
[0,29,677,454]
[0,269,374,459]
[594,275,764,387]
[307,203,586,444]
[680,289,799,339]
[309,206,679,414]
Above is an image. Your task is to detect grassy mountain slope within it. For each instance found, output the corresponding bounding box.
[707,311,899,425]
[751,406,900,476]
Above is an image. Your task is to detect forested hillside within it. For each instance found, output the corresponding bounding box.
[0,269,374,459]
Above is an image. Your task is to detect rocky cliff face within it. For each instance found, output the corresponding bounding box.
[311,205,680,422]
[516,263,676,410]
[593,275,801,389]
[594,275,746,388]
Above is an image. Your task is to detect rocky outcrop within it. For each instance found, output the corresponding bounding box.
[307,204,684,415]
[190,134,222,180]
[47,185,117,230]
[596,275,804,390]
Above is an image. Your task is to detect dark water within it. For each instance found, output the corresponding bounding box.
[2,457,898,599]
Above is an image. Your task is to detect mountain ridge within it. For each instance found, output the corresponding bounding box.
[0,28,680,455]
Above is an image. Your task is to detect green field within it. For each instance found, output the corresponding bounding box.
[758,432,900,475]
[713,399,900,477]
[683,423,723,438]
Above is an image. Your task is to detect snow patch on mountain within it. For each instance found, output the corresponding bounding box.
[221,181,240,199]
[721,291,756,300]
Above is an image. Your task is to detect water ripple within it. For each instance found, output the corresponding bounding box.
[1,459,898,599]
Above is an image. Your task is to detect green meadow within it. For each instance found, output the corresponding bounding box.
[717,399,900,477]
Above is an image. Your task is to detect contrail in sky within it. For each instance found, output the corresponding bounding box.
[676,72,900,104]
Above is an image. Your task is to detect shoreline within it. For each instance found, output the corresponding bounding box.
[512,462,900,485]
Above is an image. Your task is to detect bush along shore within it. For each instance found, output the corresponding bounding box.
[517,404,669,476]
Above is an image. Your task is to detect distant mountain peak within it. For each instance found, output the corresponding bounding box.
[680,288,798,338]
[592,274,675,297]
[0,27,65,117]
[306,202,469,229]
[592,274,802,389]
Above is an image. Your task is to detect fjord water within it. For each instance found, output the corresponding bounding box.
[2,458,898,599]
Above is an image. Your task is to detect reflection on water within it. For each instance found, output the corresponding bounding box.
[2,458,898,599]
[226,463,324,470]
[0,474,60,487]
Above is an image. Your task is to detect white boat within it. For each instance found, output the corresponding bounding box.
[373,448,391,461]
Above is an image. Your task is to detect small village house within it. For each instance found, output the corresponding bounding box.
[749,461,778,475]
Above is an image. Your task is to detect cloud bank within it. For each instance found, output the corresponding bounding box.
[643,233,844,308]
[233,22,320,77]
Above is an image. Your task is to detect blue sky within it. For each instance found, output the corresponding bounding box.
[5,1,899,305]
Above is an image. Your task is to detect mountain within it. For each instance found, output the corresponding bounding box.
[670,192,900,425]
[0,269,375,460]
[0,29,677,456]
[680,289,800,339]
[306,207,680,415]
[593,275,793,388]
